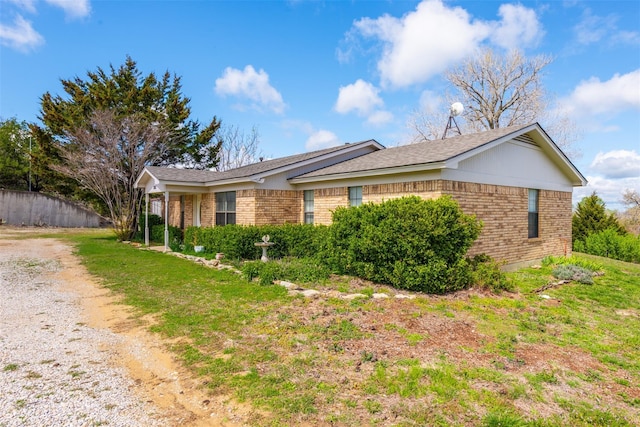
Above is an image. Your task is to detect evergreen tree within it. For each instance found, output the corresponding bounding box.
[34,57,222,237]
[572,192,626,244]
[0,118,31,190]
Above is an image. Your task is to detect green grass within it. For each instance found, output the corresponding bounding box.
[62,233,640,426]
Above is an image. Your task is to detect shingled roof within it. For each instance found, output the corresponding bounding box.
[291,124,532,180]
[138,139,381,185]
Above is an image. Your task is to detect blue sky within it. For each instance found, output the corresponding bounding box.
[1,0,638,210]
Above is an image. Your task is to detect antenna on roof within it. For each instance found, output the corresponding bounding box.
[441,102,464,139]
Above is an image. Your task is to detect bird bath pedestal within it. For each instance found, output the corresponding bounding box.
[255,235,274,262]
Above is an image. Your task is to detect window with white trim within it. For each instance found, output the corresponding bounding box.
[304,190,314,224]
[528,189,539,238]
[349,186,362,207]
[215,191,236,226]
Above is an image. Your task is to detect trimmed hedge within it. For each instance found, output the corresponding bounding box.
[323,195,482,294]
[184,223,329,260]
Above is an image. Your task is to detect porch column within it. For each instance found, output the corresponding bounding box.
[144,192,149,247]
[164,190,169,252]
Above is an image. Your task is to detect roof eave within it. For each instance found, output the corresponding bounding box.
[289,162,446,184]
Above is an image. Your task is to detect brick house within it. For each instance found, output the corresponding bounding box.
[134,123,586,265]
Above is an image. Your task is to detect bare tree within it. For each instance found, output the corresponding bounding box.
[619,189,640,235]
[214,125,262,171]
[447,49,551,130]
[409,49,579,155]
[57,110,170,240]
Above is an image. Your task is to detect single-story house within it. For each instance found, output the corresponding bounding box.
[134,122,586,265]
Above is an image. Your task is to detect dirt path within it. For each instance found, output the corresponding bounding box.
[0,228,247,426]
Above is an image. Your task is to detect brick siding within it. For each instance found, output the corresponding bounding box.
[164,179,572,264]
[237,189,302,225]
[314,188,348,225]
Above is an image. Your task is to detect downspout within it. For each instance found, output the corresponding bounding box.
[144,192,149,247]
[164,191,169,252]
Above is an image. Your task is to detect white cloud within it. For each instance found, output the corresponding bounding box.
[573,175,640,211]
[335,79,383,115]
[367,110,394,126]
[559,69,640,117]
[351,0,490,88]
[45,0,91,19]
[490,4,543,50]
[6,0,36,13]
[343,0,543,88]
[573,8,639,47]
[305,130,341,151]
[590,150,640,179]
[334,79,393,126]
[215,65,286,114]
[574,9,616,45]
[0,15,44,52]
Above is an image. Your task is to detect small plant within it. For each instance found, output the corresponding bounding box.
[3,363,19,371]
[552,264,594,285]
[469,254,513,293]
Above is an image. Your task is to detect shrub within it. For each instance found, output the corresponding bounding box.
[184,224,329,259]
[134,213,163,240]
[468,255,513,293]
[574,228,640,263]
[150,224,182,246]
[241,257,331,286]
[552,264,594,285]
[324,196,482,294]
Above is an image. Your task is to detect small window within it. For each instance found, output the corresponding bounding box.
[180,195,185,229]
[215,191,236,226]
[528,189,539,238]
[304,190,314,224]
[349,186,362,207]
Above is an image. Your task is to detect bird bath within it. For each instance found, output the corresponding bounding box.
[255,235,274,262]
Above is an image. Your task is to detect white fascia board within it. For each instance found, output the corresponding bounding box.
[530,126,587,186]
[288,162,446,184]
[203,177,253,187]
[133,168,156,189]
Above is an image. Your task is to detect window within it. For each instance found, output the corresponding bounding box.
[215,191,236,226]
[349,186,362,207]
[304,190,314,224]
[180,195,185,229]
[528,189,539,238]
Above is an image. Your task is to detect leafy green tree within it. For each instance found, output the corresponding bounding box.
[0,117,31,190]
[572,192,626,244]
[34,56,222,238]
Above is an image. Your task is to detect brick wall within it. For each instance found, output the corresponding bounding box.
[314,188,348,225]
[313,179,572,263]
[364,181,442,204]
[237,190,256,225]
[201,194,215,227]
[237,189,302,225]
[184,195,193,228]
[444,181,572,263]
[167,196,181,227]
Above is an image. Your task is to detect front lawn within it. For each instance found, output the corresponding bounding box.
[71,233,640,426]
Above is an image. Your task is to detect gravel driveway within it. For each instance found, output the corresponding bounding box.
[0,237,166,427]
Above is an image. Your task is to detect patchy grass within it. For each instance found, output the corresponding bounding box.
[67,233,640,426]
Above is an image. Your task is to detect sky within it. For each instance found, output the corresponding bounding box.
[1,0,638,211]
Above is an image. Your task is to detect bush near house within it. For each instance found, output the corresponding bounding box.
[184,223,329,260]
[181,196,510,294]
[324,196,483,294]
